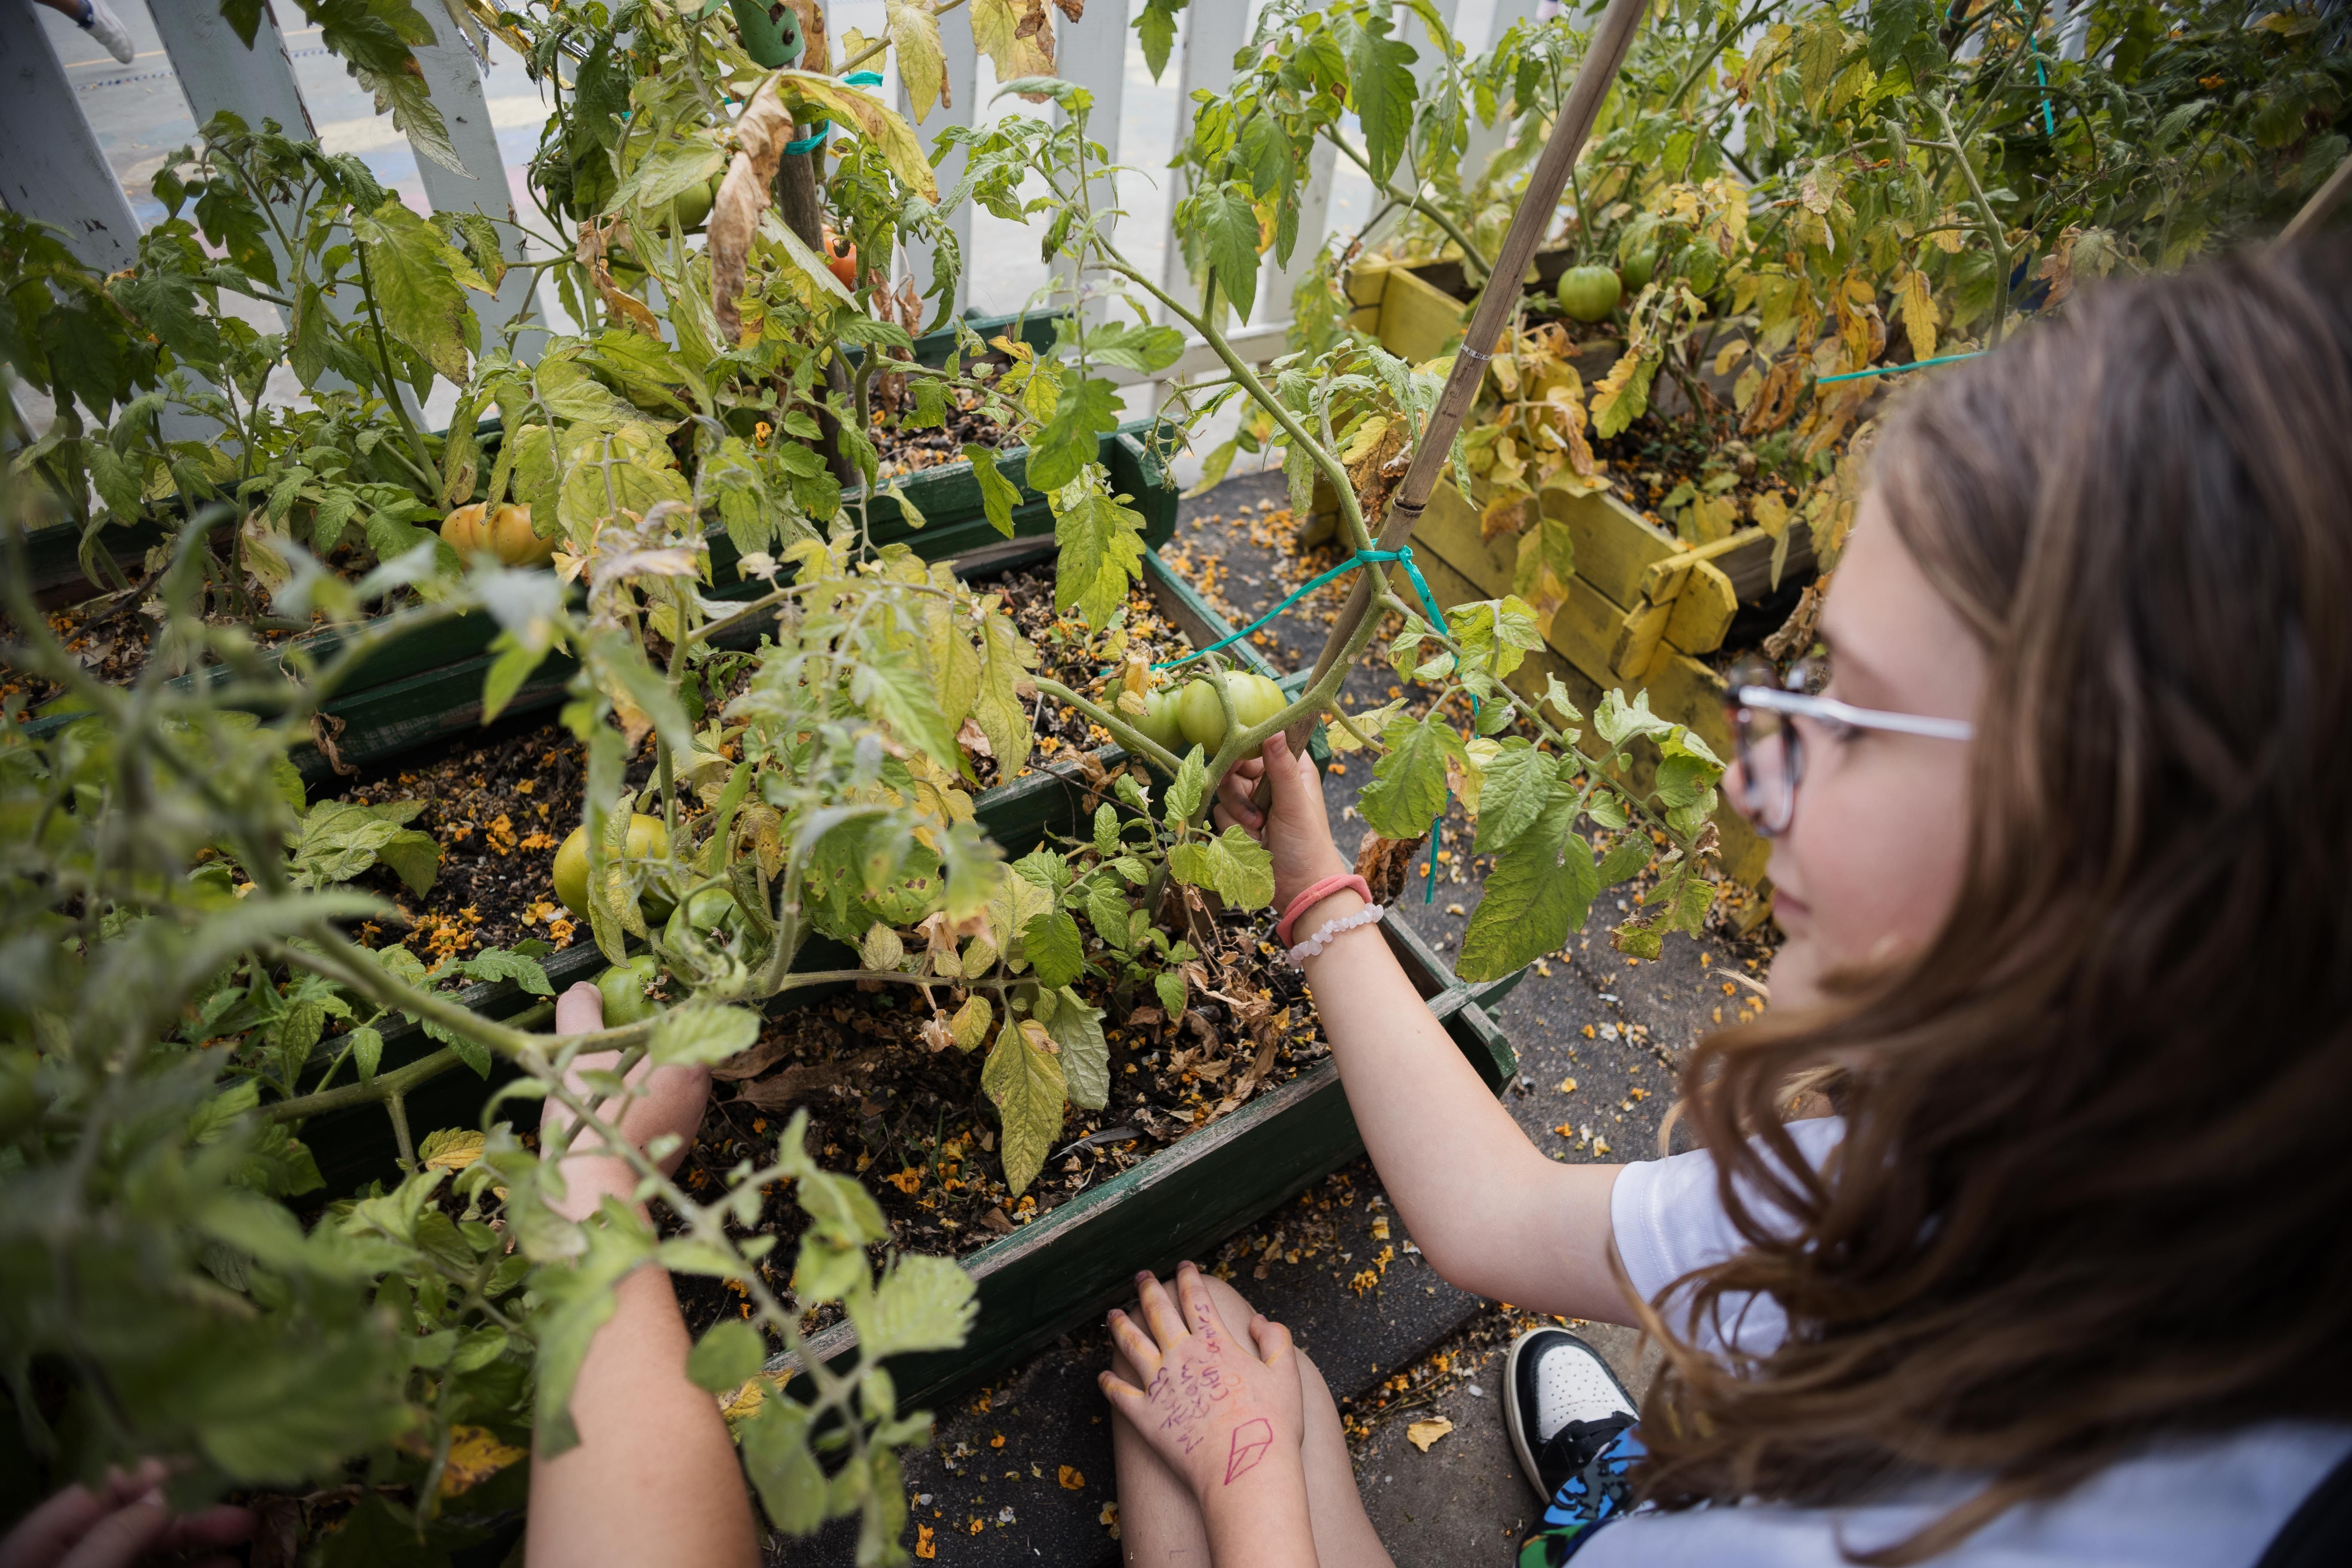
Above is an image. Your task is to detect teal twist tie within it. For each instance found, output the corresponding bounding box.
[1152,545,1465,904]
[782,71,886,156]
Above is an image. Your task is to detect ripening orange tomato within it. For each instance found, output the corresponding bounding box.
[821,226,858,289]
[441,502,556,567]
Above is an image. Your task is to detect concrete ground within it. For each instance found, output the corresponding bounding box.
[793,469,1774,1566]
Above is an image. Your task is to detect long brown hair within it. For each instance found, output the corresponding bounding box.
[1636,239,2352,1560]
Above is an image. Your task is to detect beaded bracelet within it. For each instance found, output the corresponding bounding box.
[1286,904,1385,969]
[1275,873,1373,946]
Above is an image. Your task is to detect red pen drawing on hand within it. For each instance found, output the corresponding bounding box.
[1224,1417,1274,1485]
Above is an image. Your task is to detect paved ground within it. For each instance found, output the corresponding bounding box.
[793,469,1775,1565]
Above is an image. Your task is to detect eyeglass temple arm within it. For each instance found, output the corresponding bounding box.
[1732,686,1975,742]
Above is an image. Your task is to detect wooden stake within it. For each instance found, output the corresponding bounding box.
[1275,0,1652,761]
[2279,150,2352,245]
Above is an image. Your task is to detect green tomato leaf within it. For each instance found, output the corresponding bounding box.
[1052,484,1146,628]
[1042,986,1110,1111]
[350,199,481,385]
[1358,714,1468,840]
[981,1019,1067,1197]
[852,1253,977,1360]
[649,1004,763,1067]
[686,1319,766,1393]
[965,442,1023,538]
[1023,909,1085,990]
[1167,825,1277,911]
[1469,739,1553,854]
[1193,180,1262,323]
[1457,796,1599,982]
[1026,375,1122,494]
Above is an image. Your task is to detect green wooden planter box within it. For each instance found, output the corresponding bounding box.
[20,416,1176,783]
[296,539,1285,1194]
[15,308,1069,602]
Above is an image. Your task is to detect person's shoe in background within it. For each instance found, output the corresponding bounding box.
[80,0,137,65]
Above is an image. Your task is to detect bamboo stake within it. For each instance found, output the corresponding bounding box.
[1275,0,1652,762]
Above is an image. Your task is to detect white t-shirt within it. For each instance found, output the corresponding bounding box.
[1577,1118,2352,1567]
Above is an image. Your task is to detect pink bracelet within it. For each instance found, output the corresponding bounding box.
[1276,873,1372,946]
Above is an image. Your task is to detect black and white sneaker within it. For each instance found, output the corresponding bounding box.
[1504,1327,1641,1507]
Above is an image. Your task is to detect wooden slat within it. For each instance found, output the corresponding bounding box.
[1157,0,1254,324]
[899,15,978,317]
[1053,0,1127,324]
[1372,262,1468,363]
[406,8,536,346]
[0,2,142,276]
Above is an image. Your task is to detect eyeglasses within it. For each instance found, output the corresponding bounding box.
[1722,654,1974,837]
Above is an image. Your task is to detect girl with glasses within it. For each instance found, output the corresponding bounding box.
[1099,239,2352,1568]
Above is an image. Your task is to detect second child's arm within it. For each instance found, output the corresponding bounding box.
[1216,735,1634,1322]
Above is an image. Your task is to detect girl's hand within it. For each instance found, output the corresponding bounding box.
[0,1460,251,1568]
[1099,1263,1307,1509]
[539,981,711,1220]
[1212,732,1351,916]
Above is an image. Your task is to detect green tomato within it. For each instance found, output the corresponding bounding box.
[595,955,663,1026]
[1554,264,1623,323]
[1175,672,1287,757]
[1131,687,1188,758]
[1618,247,1658,293]
[553,815,672,922]
[665,885,740,949]
[655,175,718,234]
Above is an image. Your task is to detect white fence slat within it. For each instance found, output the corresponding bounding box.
[150,3,318,331]
[1052,0,1127,324]
[900,16,978,317]
[1264,138,1335,328]
[0,0,143,276]
[1456,0,1541,188]
[1158,0,1254,323]
[150,3,318,141]
[0,0,210,440]
[407,8,536,347]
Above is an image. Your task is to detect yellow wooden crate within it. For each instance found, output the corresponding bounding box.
[1402,549,1769,889]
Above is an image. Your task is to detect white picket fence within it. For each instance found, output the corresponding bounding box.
[3,0,1544,471]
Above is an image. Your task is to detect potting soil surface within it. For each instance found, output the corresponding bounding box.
[782,465,1783,1566]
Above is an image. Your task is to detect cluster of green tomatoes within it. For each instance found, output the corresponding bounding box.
[1127,671,1288,761]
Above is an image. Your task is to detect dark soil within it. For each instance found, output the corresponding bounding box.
[338,721,599,967]
[870,389,1008,479]
[661,889,1330,1344]
[967,564,1200,791]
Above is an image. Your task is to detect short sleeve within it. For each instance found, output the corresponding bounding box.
[1608,1117,1845,1360]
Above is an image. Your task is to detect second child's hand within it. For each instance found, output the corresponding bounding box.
[1099,1263,1319,1568]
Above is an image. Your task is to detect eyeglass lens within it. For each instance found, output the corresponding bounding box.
[1724,655,1826,836]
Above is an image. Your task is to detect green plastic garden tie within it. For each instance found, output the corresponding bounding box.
[1816,349,1985,386]
[783,71,885,156]
[1151,546,1464,903]
[1154,545,1447,671]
